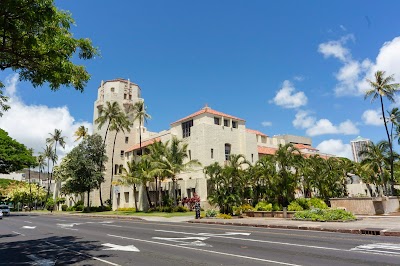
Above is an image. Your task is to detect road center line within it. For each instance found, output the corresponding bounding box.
[44,241,120,266]
[108,234,302,266]
[155,229,345,252]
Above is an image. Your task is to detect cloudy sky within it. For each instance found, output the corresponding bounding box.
[1,0,400,161]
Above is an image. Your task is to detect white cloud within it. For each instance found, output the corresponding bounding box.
[272,80,308,109]
[293,75,305,81]
[0,74,93,163]
[340,25,347,31]
[293,110,359,137]
[292,110,316,129]
[261,121,272,127]
[316,139,353,159]
[318,35,354,62]
[362,109,382,126]
[319,35,400,96]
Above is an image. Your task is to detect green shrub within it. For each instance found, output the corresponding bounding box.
[217,213,232,219]
[205,209,218,217]
[255,202,272,211]
[45,198,55,211]
[287,201,303,211]
[75,205,84,211]
[66,206,75,211]
[162,206,173,213]
[293,208,356,221]
[294,198,309,210]
[174,206,189,212]
[61,204,68,211]
[116,207,136,211]
[309,198,328,209]
[272,203,282,211]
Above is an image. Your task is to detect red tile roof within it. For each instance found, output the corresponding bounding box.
[126,137,161,152]
[170,106,245,125]
[246,129,268,137]
[294,143,318,151]
[257,146,277,155]
[103,78,139,87]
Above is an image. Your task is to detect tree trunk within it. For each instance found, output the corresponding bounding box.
[133,185,138,211]
[145,185,153,209]
[380,96,394,195]
[99,122,111,207]
[109,131,118,202]
[45,159,50,204]
[158,178,162,207]
[87,190,90,212]
[155,177,158,207]
[173,178,177,207]
[28,167,32,211]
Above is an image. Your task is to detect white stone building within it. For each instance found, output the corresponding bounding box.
[351,136,371,163]
[91,78,333,210]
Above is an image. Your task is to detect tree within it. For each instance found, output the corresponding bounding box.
[0,0,98,115]
[46,129,66,199]
[55,134,107,210]
[35,154,47,209]
[95,101,127,206]
[147,141,168,207]
[132,100,151,155]
[0,129,36,173]
[365,71,400,195]
[43,144,56,202]
[74,126,89,141]
[120,159,140,211]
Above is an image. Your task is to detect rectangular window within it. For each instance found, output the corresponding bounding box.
[124,192,129,203]
[214,117,220,125]
[124,94,127,99]
[120,150,124,157]
[225,144,231,161]
[129,94,132,100]
[224,119,229,127]
[182,120,193,138]
[211,148,214,159]
[114,164,119,175]
[125,137,129,143]
[251,153,254,162]
[232,121,237,128]
[188,150,191,160]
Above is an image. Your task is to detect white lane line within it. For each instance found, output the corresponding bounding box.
[24,221,33,224]
[22,226,36,229]
[108,234,302,266]
[103,224,124,228]
[102,243,140,252]
[55,219,68,222]
[155,229,344,252]
[12,231,25,236]
[44,241,120,266]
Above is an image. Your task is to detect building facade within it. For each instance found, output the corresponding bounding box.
[92,79,333,210]
[350,136,371,163]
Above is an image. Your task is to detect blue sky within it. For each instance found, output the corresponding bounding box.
[1,0,400,159]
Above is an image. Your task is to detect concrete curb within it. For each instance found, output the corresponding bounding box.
[188,220,400,237]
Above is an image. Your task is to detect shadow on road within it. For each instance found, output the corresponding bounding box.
[0,235,114,265]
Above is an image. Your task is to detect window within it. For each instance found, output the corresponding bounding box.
[224,119,229,127]
[251,153,254,162]
[124,94,127,99]
[129,94,132,100]
[124,192,129,203]
[225,143,231,161]
[188,150,191,160]
[214,117,220,125]
[232,121,237,128]
[114,164,119,175]
[111,87,115,92]
[182,120,193,138]
[211,148,214,159]
[125,137,129,143]
[120,150,124,157]
[119,164,123,174]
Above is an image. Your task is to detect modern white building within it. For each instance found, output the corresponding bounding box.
[91,78,333,210]
[351,136,371,163]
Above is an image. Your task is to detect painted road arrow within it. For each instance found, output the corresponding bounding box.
[21,226,36,229]
[102,243,140,252]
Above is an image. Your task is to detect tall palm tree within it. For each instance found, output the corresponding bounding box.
[43,144,56,203]
[132,100,151,156]
[108,112,131,201]
[136,158,155,211]
[365,71,400,194]
[95,101,128,206]
[147,141,168,207]
[120,159,140,211]
[36,154,47,209]
[74,125,89,141]
[359,140,391,195]
[46,129,66,200]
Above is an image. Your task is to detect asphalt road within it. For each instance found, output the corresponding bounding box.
[1,214,400,265]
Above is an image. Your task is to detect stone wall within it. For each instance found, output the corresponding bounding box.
[330,197,399,215]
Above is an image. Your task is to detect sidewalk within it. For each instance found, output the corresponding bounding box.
[189,216,400,237]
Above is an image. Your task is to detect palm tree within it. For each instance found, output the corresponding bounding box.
[95,101,128,206]
[43,144,56,203]
[120,159,140,211]
[108,112,131,201]
[74,125,89,141]
[46,129,66,200]
[136,158,155,211]
[132,100,151,156]
[365,71,400,194]
[147,141,168,207]
[153,137,201,206]
[388,108,400,144]
[359,140,391,195]
[36,154,47,209]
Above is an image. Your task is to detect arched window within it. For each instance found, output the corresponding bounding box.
[225,143,231,161]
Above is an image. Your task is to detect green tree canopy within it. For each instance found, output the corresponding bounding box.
[0,129,36,173]
[0,0,98,115]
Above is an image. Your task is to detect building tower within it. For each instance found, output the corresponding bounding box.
[91,78,142,206]
[351,136,371,163]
